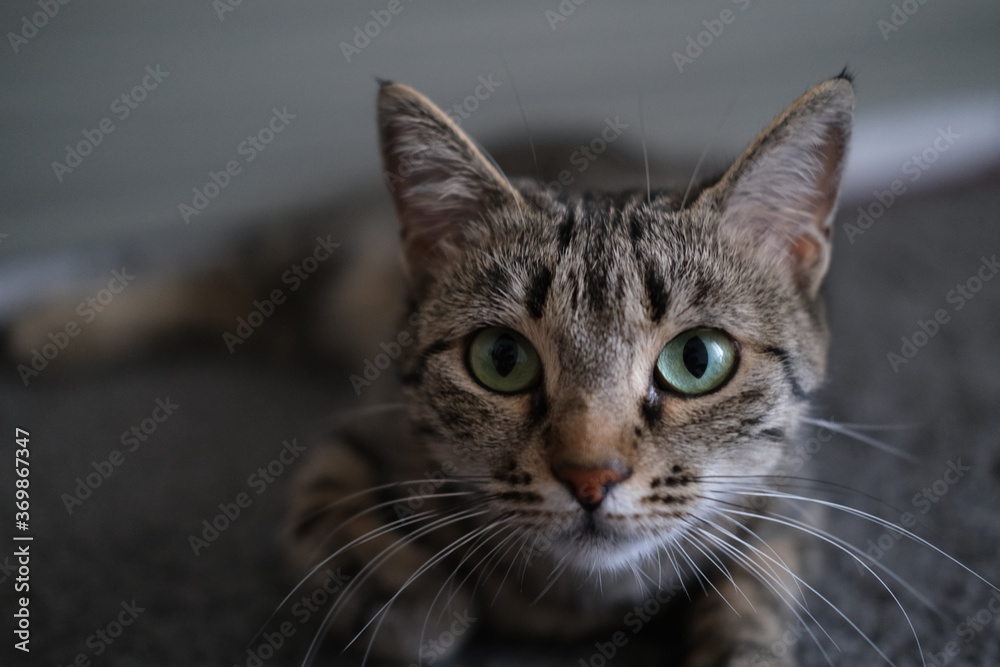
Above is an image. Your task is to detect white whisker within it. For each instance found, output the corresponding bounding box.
[493,529,535,604]
[662,541,693,601]
[251,506,446,650]
[421,523,518,649]
[680,93,739,208]
[638,92,651,204]
[674,529,740,616]
[724,487,996,601]
[302,490,483,562]
[684,528,755,614]
[302,505,494,666]
[694,517,837,663]
[714,504,915,667]
[356,518,512,666]
[802,416,918,462]
[501,58,540,183]
[532,542,576,604]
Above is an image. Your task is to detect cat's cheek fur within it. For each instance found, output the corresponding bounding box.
[411,358,533,474]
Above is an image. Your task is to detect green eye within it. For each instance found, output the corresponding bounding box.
[468,327,542,394]
[655,328,736,395]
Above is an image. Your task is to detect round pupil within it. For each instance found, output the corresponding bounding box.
[491,335,519,377]
[682,335,708,378]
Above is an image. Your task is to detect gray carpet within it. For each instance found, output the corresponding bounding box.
[2,175,999,666]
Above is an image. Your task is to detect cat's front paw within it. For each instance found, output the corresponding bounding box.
[284,436,480,664]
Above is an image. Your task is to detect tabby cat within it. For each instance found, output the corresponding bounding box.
[283,74,855,666]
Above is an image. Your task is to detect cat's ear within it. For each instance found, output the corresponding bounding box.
[708,76,854,296]
[377,82,522,293]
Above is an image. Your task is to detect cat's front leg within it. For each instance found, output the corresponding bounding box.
[682,535,801,667]
[284,433,478,665]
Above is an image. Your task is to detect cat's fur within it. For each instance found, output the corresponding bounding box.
[284,75,854,666]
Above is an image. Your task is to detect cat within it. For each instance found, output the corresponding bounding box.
[282,73,856,667]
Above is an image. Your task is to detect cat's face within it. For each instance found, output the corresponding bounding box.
[379,78,852,572]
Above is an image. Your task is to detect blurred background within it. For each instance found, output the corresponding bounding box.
[1,0,998,300]
[2,1,999,665]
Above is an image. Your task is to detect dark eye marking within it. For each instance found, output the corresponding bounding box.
[528,389,548,428]
[640,390,662,428]
[762,346,810,401]
[760,427,786,441]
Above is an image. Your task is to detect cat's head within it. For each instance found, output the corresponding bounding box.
[378,76,853,572]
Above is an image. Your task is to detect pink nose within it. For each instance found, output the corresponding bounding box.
[552,463,631,510]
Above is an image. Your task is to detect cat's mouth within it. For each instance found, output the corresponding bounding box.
[579,512,603,536]
[537,508,684,572]
[489,475,698,571]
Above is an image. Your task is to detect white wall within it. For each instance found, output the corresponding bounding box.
[2,0,998,257]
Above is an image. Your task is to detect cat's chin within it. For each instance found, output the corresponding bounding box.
[546,517,668,574]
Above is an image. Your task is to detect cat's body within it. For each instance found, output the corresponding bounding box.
[283,76,854,666]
